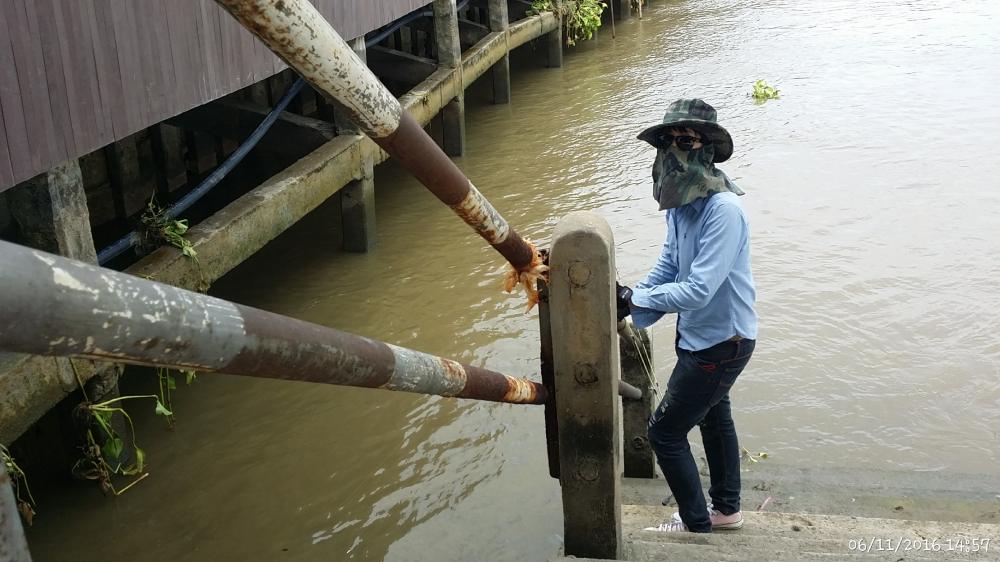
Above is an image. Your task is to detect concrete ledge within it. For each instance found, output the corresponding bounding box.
[126,135,367,291]
[126,11,557,291]
[0,354,101,445]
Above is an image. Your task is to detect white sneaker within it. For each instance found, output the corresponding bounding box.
[671,505,744,530]
[643,521,688,532]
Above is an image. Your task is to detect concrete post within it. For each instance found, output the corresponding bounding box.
[538,278,561,479]
[0,461,32,562]
[549,211,623,560]
[150,124,188,198]
[547,1,564,68]
[4,160,127,465]
[433,0,466,156]
[620,323,656,478]
[335,37,377,253]
[104,138,142,221]
[488,0,511,104]
[615,0,632,20]
[6,160,97,261]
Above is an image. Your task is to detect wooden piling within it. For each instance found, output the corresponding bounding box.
[620,323,657,478]
[433,0,466,156]
[549,211,623,560]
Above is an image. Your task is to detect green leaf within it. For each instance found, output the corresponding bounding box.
[183,370,197,385]
[102,437,124,461]
[134,447,145,472]
[166,374,177,390]
[154,401,173,417]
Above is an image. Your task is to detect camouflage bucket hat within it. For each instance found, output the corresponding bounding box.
[637,99,734,163]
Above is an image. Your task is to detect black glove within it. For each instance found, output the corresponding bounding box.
[616,282,633,322]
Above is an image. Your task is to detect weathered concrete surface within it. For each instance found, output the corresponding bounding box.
[620,324,656,478]
[127,134,369,291]
[624,464,1000,524]
[434,0,466,156]
[623,506,1000,561]
[0,160,106,445]
[0,355,90,446]
[123,10,557,289]
[5,160,97,261]
[338,37,377,254]
[554,466,1000,561]
[549,211,623,560]
[0,462,31,562]
[488,0,512,104]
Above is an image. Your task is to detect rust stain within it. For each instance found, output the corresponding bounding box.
[450,183,510,245]
[439,357,468,390]
[502,375,545,404]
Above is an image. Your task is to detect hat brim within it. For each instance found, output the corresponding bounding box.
[637,119,733,163]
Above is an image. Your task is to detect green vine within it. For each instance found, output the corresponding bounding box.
[69,361,195,496]
[1,444,36,526]
[140,198,197,260]
[529,0,608,46]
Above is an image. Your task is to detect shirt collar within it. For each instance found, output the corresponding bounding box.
[679,195,710,216]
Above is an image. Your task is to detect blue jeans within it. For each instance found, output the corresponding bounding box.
[647,338,755,532]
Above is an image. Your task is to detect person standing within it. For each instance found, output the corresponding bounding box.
[617,99,758,533]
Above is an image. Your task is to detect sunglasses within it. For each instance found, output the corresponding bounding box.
[656,133,705,151]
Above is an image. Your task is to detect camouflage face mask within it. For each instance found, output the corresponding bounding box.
[651,143,744,210]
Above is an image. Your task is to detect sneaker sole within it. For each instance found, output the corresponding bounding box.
[712,518,744,530]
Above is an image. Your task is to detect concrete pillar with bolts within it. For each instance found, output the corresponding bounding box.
[333,37,377,253]
[547,0,564,68]
[433,0,466,156]
[488,0,511,104]
[3,159,125,462]
[549,211,623,560]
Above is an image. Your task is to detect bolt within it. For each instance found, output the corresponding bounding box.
[568,261,591,286]
[573,363,598,385]
[577,457,600,482]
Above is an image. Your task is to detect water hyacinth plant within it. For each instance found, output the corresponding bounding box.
[751,79,780,102]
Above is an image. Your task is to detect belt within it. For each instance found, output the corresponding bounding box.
[728,335,744,342]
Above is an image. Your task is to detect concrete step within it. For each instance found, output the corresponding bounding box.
[623,506,1000,561]
[623,463,1000,524]
[627,540,983,561]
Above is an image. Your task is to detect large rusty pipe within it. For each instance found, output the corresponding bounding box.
[214,0,538,272]
[0,462,31,562]
[0,241,545,405]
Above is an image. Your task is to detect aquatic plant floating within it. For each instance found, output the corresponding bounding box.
[751,79,780,102]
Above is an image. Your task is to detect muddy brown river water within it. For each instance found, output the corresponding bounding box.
[25,0,1000,560]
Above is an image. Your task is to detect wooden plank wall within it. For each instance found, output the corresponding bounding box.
[0,0,430,193]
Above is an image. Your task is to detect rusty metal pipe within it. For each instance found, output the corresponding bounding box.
[0,241,546,405]
[214,0,538,272]
[0,462,31,562]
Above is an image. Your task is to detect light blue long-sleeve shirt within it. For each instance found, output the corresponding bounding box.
[630,191,758,351]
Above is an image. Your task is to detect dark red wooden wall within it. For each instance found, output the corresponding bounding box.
[0,0,430,192]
